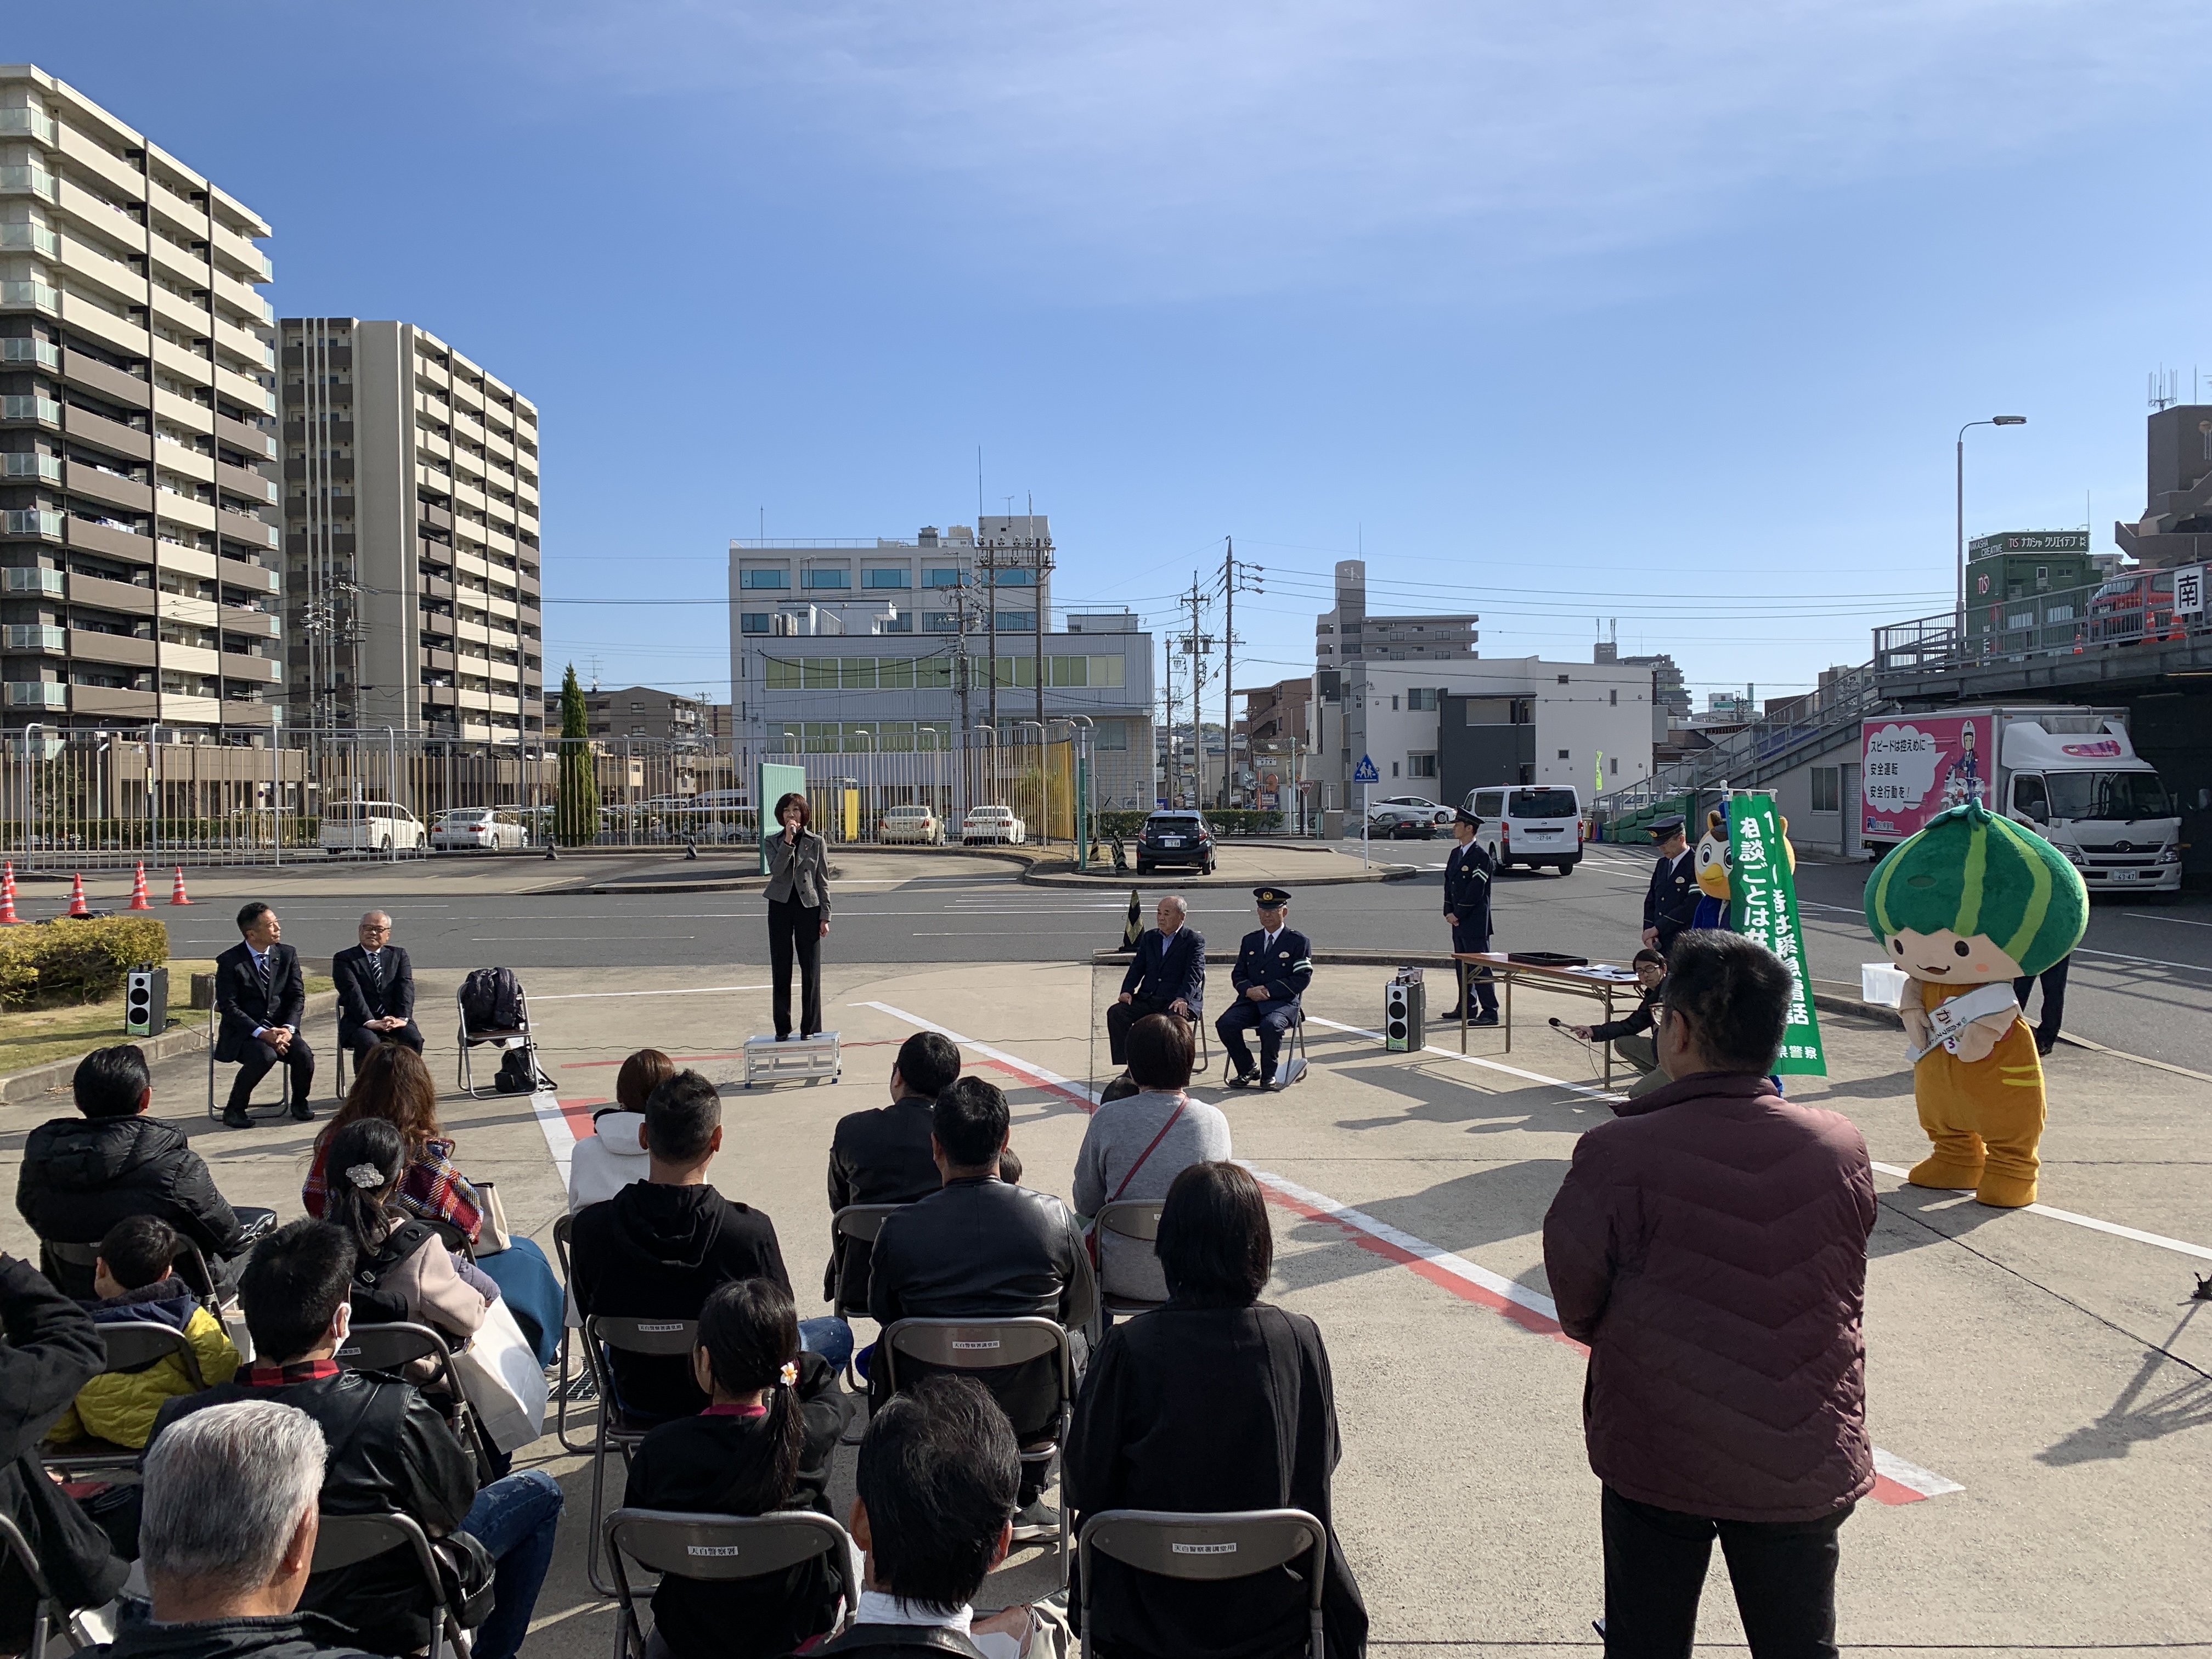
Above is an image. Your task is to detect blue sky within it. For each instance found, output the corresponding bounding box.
[15,1,2211,710]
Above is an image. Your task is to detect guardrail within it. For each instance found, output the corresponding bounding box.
[1873,568,2209,677]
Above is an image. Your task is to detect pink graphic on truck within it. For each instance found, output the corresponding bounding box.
[1861,716,1991,839]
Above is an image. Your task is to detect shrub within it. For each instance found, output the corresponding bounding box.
[0,917,170,1008]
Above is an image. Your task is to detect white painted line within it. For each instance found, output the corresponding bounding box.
[530,985,771,1001]
[1302,1014,1627,1103]
[523,1086,575,1189]
[2069,946,2212,974]
[855,1001,1101,1106]
[2120,911,2212,928]
[1871,1447,1966,1499]
[1868,1161,2212,1262]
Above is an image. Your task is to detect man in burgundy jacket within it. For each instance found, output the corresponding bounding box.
[1543,929,1876,1659]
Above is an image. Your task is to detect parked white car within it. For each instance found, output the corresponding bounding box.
[430,808,527,851]
[961,805,1028,845]
[320,800,427,856]
[1367,795,1454,839]
[877,804,946,844]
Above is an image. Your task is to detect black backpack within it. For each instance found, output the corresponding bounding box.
[459,966,525,1032]
[494,1047,548,1095]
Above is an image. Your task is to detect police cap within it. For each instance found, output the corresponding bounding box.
[1650,814,1686,837]
[1252,886,1292,909]
[1454,806,1482,827]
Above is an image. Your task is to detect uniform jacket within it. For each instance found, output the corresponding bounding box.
[1118,926,1206,1018]
[1643,849,1699,938]
[47,1280,241,1450]
[149,1363,477,1657]
[765,828,833,919]
[1442,841,1495,935]
[824,1097,941,1311]
[1229,927,1313,1006]
[1541,1071,1876,1522]
[82,1612,388,1659]
[16,1115,245,1297]
[331,944,416,1047]
[213,941,306,1063]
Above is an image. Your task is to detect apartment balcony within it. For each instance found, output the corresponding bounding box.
[69,629,157,669]
[0,108,60,145]
[4,681,66,709]
[3,625,64,653]
[0,223,59,259]
[64,404,153,464]
[5,568,64,598]
[70,684,158,719]
[66,462,154,516]
[61,349,153,412]
[213,410,276,460]
[158,693,221,724]
[0,281,61,318]
[69,517,156,566]
[1,338,60,373]
[1,454,61,484]
[216,460,277,504]
[1,396,62,428]
[1,510,64,540]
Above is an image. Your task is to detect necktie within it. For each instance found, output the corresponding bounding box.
[366,950,383,988]
[255,951,272,996]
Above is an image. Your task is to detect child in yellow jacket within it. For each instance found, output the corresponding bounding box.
[46,1215,240,1449]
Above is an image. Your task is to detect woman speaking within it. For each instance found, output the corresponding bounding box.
[764,791,831,1040]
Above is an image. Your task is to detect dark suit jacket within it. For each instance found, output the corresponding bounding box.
[824,1096,941,1310]
[213,941,307,1063]
[332,944,416,1045]
[1119,926,1206,1019]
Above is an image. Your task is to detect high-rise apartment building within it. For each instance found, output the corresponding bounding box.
[0,65,281,735]
[279,319,542,739]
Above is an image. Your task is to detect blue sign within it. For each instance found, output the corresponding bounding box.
[1352,754,1380,784]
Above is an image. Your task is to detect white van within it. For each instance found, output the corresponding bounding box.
[1463,784,1583,875]
[320,800,427,856]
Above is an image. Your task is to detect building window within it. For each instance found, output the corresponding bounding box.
[1409,753,1437,777]
[1408,687,1437,710]
[1811,766,1841,812]
[923,611,958,632]
[994,611,1036,631]
[988,566,1036,586]
[1558,749,1570,760]
[1094,720,1128,751]
[803,567,850,590]
[740,568,789,589]
[1391,761,1400,777]
[877,613,913,633]
[1391,696,1399,710]
[864,568,910,589]
[1556,674,1570,685]
[924,568,964,588]
[1610,689,1618,705]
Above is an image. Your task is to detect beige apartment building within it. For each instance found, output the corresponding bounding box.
[0,64,282,736]
[280,319,543,740]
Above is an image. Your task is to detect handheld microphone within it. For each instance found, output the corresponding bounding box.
[1548,1017,1562,1028]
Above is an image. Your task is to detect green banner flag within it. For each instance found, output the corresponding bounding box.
[1728,791,1826,1076]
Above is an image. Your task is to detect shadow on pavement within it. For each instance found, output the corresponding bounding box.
[2038,1305,2212,1465]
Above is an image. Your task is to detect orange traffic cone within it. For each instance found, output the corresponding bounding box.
[0,862,20,926]
[127,861,153,911]
[64,873,90,917]
[168,866,193,906]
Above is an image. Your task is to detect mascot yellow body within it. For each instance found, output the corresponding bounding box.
[1865,799,2087,1207]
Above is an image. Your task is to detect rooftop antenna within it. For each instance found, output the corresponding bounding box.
[2149,367,2179,411]
[589,656,601,692]
[977,447,984,523]
[758,506,764,542]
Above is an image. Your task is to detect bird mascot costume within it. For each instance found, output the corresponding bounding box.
[1688,803,1797,931]
[1864,798,2087,1208]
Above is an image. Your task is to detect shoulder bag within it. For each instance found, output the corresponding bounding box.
[1084,1094,1186,1269]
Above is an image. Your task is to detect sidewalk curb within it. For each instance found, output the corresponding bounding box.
[1028,861,1417,889]
[1,990,342,1103]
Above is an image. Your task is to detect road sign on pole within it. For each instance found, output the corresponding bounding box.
[1352,754,1379,784]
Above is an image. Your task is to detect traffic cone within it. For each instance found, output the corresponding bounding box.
[168,866,194,906]
[1122,888,1142,950]
[64,873,90,917]
[127,861,153,911]
[0,862,21,926]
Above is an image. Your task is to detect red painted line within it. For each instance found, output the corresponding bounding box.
[1870,1476,1925,1505]
[557,1096,608,1141]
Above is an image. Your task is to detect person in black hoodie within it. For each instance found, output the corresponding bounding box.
[0,1252,126,1651]
[823,1030,961,1313]
[622,1278,848,1659]
[16,1046,267,1300]
[571,1069,792,1422]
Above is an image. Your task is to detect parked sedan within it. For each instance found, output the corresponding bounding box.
[431,808,527,851]
[961,805,1028,845]
[1367,795,1454,839]
[877,804,946,845]
[1135,811,1216,874]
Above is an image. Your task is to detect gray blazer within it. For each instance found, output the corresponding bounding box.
[765,827,832,919]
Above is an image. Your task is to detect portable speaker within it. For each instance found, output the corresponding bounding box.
[125,966,168,1039]
[1384,974,1424,1053]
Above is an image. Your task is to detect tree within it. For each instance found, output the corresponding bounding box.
[554,663,599,847]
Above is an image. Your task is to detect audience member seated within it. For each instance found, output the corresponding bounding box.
[1072,1014,1231,1308]
[303,1043,563,1365]
[1064,1161,1369,1659]
[331,910,424,1065]
[46,1216,240,1452]
[824,1031,961,1314]
[16,1045,264,1300]
[320,1119,492,1351]
[84,1400,388,1659]
[0,1252,125,1651]
[146,1220,563,1659]
[868,1078,1094,1541]
[568,1048,674,1211]
[622,1279,849,1659]
[212,902,316,1129]
[1107,895,1205,1070]
[817,1376,1048,1659]
[571,1070,797,1423]
[1568,949,1668,1099]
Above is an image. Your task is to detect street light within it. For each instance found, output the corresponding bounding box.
[1958,416,2028,644]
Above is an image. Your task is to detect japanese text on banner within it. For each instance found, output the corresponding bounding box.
[1728,792,1826,1075]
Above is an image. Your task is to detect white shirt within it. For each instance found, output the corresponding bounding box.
[247,945,290,1041]
[854,1590,1022,1659]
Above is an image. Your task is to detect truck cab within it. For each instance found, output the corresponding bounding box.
[2000,718,2182,894]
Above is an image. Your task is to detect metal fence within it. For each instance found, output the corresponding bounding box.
[0,727,1093,868]
[1873,569,2212,678]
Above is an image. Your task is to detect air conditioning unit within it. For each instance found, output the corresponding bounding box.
[1384,970,1424,1054]
[125,965,168,1039]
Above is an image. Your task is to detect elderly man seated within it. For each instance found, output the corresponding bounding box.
[1108,895,1205,1071]
[1215,886,1313,1092]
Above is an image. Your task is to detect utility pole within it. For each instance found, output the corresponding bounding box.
[1221,539,1263,809]
[1179,575,1214,807]
[982,532,998,740]
[1161,622,1176,807]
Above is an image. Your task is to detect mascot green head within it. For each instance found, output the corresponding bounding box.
[1865,798,2087,983]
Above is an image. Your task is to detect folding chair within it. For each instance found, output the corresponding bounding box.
[1192,1012,1213,1078]
[0,1511,110,1659]
[548,1213,597,1455]
[1091,1200,1167,1321]
[206,1000,295,1124]
[603,1508,856,1659]
[41,1321,210,1477]
[879,1316,1075,1577]
[580,1315,700,1597]
[456,980,534,1098]
[1076,1508,1328,1659]
[335,1321,476,1452]
[311,1510,474,1659]
[829,1203,907,1390]
[1276,1009,1311,1088]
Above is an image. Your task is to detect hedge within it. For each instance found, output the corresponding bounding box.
[0,917,170,1007]
[1095,808,1286,838]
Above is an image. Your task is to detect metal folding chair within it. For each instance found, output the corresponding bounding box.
[1192,1012,1213,1078]
[1091,1200,1167,1321]
[41,1320,210,1477]
[311,1510,474,1659]
[580,1314,700,1597]
[1277,1009,1311,1087]
[603,1508,856,1659]
[335,1321,475,1448]
[828,1203,907,1391]
[1076,1507,1328,1659]
[0,1511,111,1659]
[456,980,533,1098]
[879,1316,1076,1578]
[205,1000,296,1124]
[549,1212,597,1455]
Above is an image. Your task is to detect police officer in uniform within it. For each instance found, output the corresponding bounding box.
[1216,886,1313,1092]
[1641,813,1699,955]
[1442,806,1500,1025]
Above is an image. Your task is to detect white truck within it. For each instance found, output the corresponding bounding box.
[1859,706,2181,894]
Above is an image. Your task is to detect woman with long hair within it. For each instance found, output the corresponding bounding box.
[622,1278,847,1659]
[321,1117,489,1348]
[763,791,831,1040]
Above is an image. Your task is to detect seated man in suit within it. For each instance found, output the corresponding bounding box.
[868,1077,1093,1542]
[824,1030,961,1317]
[1216,885,1314,1092]
[215,902,314,1129]
[331,911,422,1065]
[1107,895,1205,1068]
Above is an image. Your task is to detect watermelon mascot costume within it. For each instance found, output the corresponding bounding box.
[1865,798,2087,1207]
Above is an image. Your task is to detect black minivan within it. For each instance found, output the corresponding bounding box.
[1136,811,1217,874]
